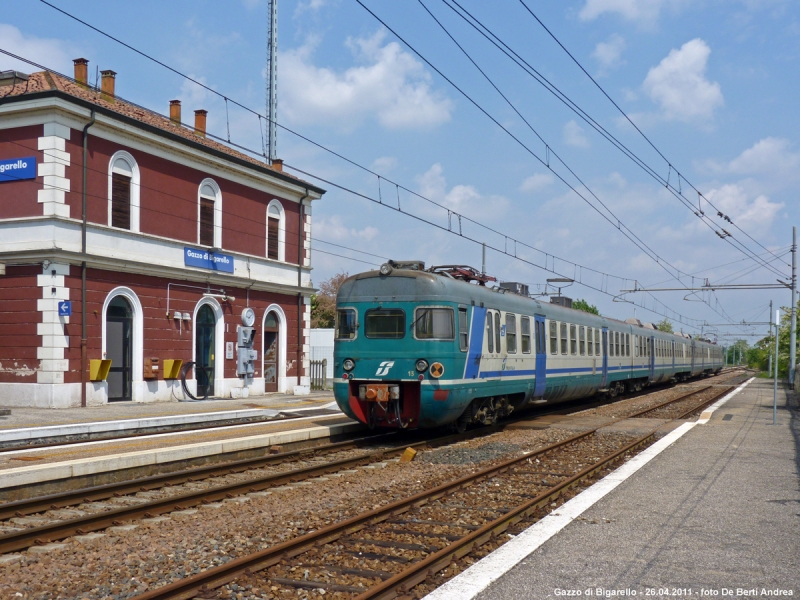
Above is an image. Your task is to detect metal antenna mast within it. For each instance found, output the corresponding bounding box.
[266,0,278,162]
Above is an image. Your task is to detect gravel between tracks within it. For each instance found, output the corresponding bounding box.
[0,428,575,599]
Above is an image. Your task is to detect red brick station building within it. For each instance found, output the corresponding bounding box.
[0,60,325,408]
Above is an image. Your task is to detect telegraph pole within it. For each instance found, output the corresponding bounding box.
[790,226,797,388]
[774,307,779,425]
[266,0,278,162]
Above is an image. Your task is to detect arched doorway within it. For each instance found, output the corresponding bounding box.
[106,296,133,401]
[196,304,216,397]
[263,311,280,392]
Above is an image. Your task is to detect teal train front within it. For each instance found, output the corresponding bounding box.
[332,262,724,430]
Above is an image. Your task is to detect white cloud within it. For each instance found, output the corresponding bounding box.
[563,120,590,148]
[520,173,554,193]
[314,214,379,242]
[643,38,723,123]
[703,184,783,237]
[579,0,686,26]
[416,164,508,221]
[727,137,800,178]
[0,23,79,75]
[371,156,398,173]
[593,34,626,72]
[280,30,452,130]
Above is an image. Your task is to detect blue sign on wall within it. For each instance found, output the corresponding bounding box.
[184,247,234,273]
[0,156,36,183]
[58,301,72,317]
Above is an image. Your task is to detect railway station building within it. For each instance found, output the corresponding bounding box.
[0,60,324,408]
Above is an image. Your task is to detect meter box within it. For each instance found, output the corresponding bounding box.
[236,325,258,377]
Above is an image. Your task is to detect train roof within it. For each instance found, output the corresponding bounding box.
[337,265,718,346]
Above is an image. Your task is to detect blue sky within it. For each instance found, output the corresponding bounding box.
[3,0,799,340]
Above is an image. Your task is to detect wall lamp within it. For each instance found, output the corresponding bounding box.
[203,291,236,302]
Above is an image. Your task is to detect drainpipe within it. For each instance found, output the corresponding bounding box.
[297,188,310,389]
[81,110,96,408]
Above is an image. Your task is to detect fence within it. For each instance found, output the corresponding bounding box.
[310,358,328,391]
[310,345,334,381]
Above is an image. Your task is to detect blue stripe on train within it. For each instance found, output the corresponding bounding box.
[464,306,487,379]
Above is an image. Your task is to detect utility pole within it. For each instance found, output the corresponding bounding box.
[774,308,779,425]
[769,299,773,374]
[266,0,278,162]
[790,226,797,388]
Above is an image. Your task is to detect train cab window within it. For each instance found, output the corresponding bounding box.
[486,313,494,353]
[587,328,594,356]
[506,314,517,354]
[414,307,455,340]
[521,317,531,354]
[335,309,357,340]
[595,329,601,355]
[579,326,586,355]
[494,312,501,354]
[365,308,405,339]
[560,323,568,355]
[550,321,558,355]
[569,324,577,355]
[458,308,469,351]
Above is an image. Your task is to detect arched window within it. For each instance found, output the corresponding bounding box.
[266,200,285,261]
[198,179,222,248]
[107,151,140,232]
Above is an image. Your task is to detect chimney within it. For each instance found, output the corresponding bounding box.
[194,109,207,137]
[169,100,182,125]
[271,158,283,172]
[73,58,88,86]
[100,69,116,101]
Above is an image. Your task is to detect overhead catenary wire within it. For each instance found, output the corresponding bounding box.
[435,0,789,280]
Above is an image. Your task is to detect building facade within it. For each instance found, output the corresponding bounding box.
[0,61,324,408]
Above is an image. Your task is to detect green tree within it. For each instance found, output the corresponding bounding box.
[311,272,349,328]
[656,318,673,333]
[572,299,599,315]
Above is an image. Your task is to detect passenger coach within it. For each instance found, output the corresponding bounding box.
[333,262,723,430]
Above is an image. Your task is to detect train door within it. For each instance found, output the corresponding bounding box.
[601,327,609,388]
[464,306,486,379]
[649,336,655,380]
[533,315,546,398]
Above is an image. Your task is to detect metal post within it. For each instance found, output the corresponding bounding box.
[774,308,779,425]
[266,0,278,162]
[769,299,773,374]
[790,226,797,388]
[481,243,486,276]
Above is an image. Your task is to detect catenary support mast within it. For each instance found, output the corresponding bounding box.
[266,0,278,162]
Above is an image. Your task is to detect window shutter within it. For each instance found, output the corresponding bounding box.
[267,216,279,260]
[200,198,215,246]
[111,172,131,230]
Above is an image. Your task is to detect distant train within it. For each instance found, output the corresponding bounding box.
[332,261,724,430]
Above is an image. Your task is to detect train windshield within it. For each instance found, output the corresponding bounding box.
[414,307,454,340]
[365,308,405,339]
[335,309,357,340]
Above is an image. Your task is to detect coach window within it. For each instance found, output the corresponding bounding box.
[587,328,593,356]
[521,317,531,354]
[108,151,140,232]
[626,334,630,357]
[414,307,454,340]
[579,326,586,355]
[560,322,568,355]
[549,321,557,355]
[486,312,494,353]
[614,332,620,356]
[365,308,405,339]
[494,312,501,353]
[198,179,221,248]
[266,200,285,261]
[567,324,575,355]
[595,329,601,355]
[458,308,468,351]
[335,308,357,340]
[506,314,517,354]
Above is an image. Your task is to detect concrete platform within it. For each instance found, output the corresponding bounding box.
[426,377,799,599]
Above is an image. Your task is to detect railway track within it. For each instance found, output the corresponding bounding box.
[123,384,735,600]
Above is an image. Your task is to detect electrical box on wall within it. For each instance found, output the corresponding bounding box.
[144,357,160,379]
[237,325,258,377]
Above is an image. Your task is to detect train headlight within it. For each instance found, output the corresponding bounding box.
[415,359,429,373]
[379,262,393,275]
[343,358,355,371]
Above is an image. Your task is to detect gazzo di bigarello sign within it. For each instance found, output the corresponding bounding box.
[0,156,36,183]
[184,247,235,273]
